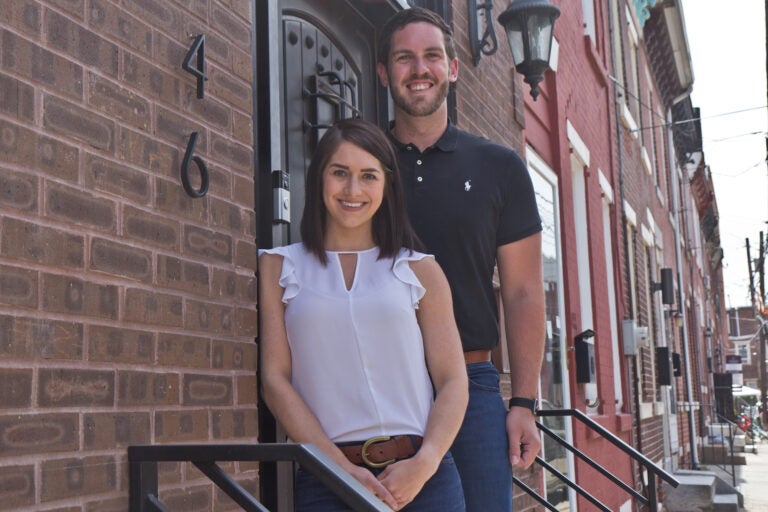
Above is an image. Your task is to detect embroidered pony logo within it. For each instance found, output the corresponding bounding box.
[464,180,472,192]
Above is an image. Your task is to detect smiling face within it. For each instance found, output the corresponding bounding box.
[377,21,458,119]
[322,140,387,247]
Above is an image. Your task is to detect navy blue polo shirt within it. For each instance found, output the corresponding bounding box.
[391,123,541,352]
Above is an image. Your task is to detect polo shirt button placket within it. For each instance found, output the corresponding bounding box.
[415,159,423,183]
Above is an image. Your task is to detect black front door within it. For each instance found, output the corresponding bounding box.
[255,1,398,508]
[276,0,382,245]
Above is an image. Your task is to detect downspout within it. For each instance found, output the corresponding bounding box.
[606,0,641,476]
[666,97,699,468]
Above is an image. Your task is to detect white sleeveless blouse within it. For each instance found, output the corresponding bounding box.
[261,243,434,442]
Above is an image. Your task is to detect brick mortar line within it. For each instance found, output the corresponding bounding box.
[0,208,258,267]
[0,361,258,376]
[0,450,262,470]
[0,111,257,211]
[0,203,256,251]
[0,260,257,305]
[0,404,260,417]
[0,317,258,350]
[0,33,257,137]
[0,253,259,305]
[35,1,248,83]
[0,300,258,325]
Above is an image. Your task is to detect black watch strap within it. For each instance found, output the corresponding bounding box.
[508,397,538,414]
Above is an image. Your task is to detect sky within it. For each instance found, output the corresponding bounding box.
[679,0,767,309]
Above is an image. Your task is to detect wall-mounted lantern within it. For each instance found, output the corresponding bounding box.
[496,0,560,100]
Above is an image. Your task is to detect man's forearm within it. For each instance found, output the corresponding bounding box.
[503,293,546,398]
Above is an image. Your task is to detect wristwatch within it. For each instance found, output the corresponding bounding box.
[508,397,538,414]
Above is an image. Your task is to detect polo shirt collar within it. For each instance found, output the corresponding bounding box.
[387,119,458,153]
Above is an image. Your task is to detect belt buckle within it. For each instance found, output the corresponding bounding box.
[361,436,394,468]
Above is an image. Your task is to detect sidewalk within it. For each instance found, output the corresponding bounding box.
[739,449,768,511]
[705,444,768,511]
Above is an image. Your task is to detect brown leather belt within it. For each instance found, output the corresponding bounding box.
[464,349,492,364]
[337,435,422,468]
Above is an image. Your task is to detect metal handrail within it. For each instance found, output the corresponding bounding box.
[513,408,680,511]
[699,402,739,486]
[128,443,390,512]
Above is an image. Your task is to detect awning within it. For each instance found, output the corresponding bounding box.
[733,385,762,397]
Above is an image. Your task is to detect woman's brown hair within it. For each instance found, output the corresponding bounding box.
[300,118,422,264]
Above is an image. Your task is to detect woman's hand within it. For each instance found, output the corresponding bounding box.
[376,453,438,510]
[347,465,400,510]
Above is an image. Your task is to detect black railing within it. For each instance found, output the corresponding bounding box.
[514,408,679,511]
[128,443,390,512]
[698,402,741,486]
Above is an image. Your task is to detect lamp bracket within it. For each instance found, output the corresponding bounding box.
[468,0,499,66]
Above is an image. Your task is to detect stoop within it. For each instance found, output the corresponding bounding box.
[663,472,716,511]
[712,493,739,512]
[679,468,744,508]
[664,469,744,512]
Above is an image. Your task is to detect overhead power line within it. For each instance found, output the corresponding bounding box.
[629,105,768,133]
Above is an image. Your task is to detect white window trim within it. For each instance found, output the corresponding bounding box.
[625,4,640,43]
[641,224,654,246]
[566,127,597,406]
[620,103,640,139]
[599,169,614,204]
[641,146,653,176]
[646,209,663,249]
[602,196,623,408]
[624,200,637,226]
[550,37,560,72]
[566,120,590,167]
[582,0,596,39]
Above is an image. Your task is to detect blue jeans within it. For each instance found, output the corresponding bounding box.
[294,452,465,512]
[451,362,513,512]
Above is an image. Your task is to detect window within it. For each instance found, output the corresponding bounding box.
[624,205,638,319]
[738,344,750,364]
[625,6,641,127]
[609,0,625,97]
[656,106,668,203]
[647,86,658,185]
[600,173,624,408]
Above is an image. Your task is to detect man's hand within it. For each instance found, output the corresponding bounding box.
[506,407,541,468]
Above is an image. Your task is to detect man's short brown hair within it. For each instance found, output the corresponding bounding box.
[377,7,456,65]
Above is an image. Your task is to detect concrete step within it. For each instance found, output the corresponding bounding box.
[677,468,744,508]
[663,473,716,511]
[700,446,748,465]
[713,493,739,512]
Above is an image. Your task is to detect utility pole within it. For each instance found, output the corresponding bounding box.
[747,236,768,425]
[759,232,767,424]
[747,238,755,305]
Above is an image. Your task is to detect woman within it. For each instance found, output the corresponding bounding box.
[259,119,467,511]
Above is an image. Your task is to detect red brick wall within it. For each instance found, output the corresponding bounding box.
[0,1,257,510]
[450,0,637,508]
[448,2,537,507]
[451,1,525,152]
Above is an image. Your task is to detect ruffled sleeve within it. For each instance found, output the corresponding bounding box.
[258,245,300,303]
[392,249,434,309]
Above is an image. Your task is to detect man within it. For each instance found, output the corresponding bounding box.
[376,7,546,511]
